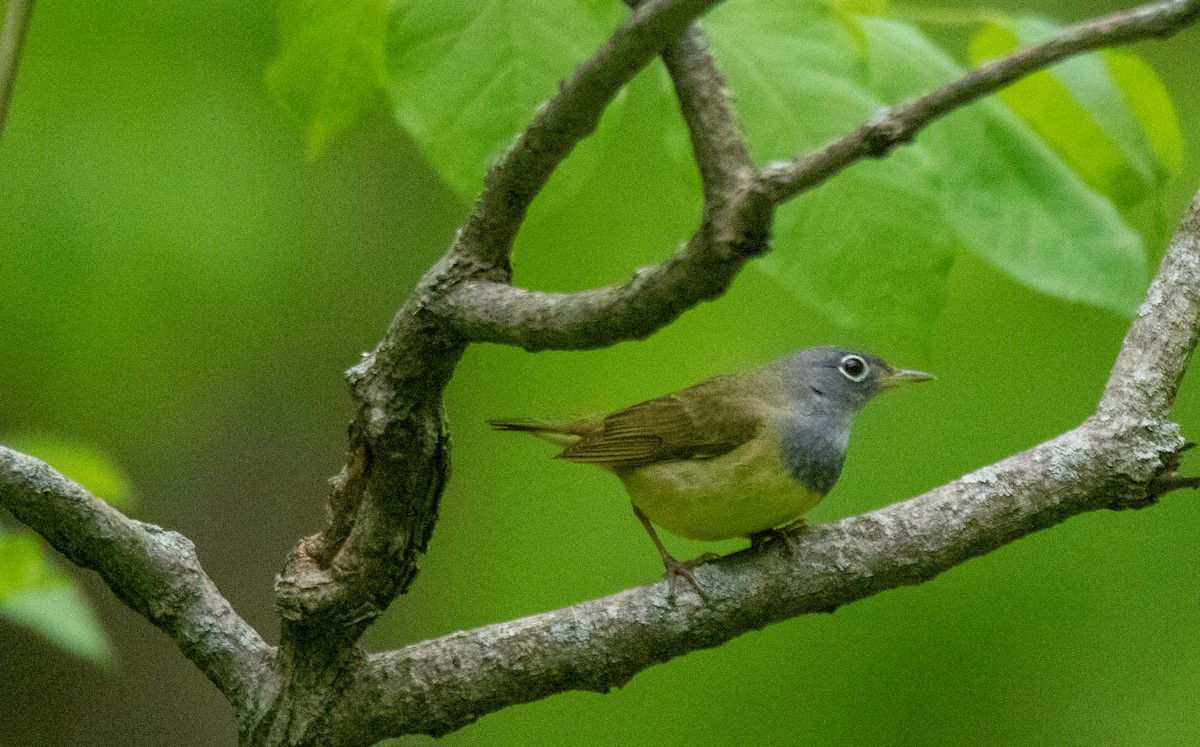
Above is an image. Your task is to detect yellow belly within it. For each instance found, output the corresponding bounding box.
[617,431,824,541]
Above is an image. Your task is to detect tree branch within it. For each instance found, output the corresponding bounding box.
[0,0,35,142]
[436,0,1200,352]
[433,19,773,352]
[761,0,1200,202]
[453,0,728,272]
[660,22,754,222]
[1101,201,1200,417]
[0,447,276,728]
[323,190,1200,744]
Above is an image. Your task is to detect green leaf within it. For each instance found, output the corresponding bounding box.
[862,17,1147,315]
[766,158,954,336]
[700,3,1146,326]
[380,0,1151,330]
[0,530,111,663]
[969,16,1182,207]
[1104,50,1184,176]
[826,0,889,17]
[266,0,389,157]
[700,2,955,338]
[385,0,618,198]
[2,435,133,508]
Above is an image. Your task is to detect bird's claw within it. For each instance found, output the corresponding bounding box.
[662,555,709,601]
[750,519,809,555]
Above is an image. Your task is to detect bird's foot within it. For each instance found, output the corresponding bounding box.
[661,554,710,601]
[750,519,809,555]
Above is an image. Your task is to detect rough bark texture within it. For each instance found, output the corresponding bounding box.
[2,1,1199,746]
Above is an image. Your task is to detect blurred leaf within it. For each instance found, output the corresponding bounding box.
[862,17,1147,316]
[1104,50,1184,176]
[266,0,389,156]
[766,159,955,336]
[700,1,954,338]
[380,0,1151,330]
[0,530,111,664]
[2,435,133,508]
[826,0,889,16]
[385,0,619,199]
[969,16,1182,207]
[700,2,1146,327]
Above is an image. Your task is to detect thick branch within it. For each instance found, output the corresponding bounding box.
[338,424,1184,742]
[274,300,459,630]
[1101,198,1200,417]
[317,190,1200,744]
[437,0,1200,352]
[0,0,35,141]
[0,447,276,727]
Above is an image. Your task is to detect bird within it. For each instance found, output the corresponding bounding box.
[490,346,934,597]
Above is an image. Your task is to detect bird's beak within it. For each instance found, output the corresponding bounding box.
[881,368,936,387]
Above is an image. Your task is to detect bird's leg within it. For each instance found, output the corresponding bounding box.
[750,518,809,555]
[632,503,708,600]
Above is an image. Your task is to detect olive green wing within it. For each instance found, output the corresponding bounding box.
[558,374,771,469]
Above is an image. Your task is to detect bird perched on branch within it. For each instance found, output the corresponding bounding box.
[491,346,933,597]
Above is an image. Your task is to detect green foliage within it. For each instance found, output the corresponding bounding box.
[384,0,622,198]
[0,529,111,663]
[970,16,1182,207]
[837,14,1147,317]
[264,0,1183,331]
[266,0,389,156]
[305,0,1175,335]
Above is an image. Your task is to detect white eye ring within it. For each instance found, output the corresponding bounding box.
[839,354,869,382]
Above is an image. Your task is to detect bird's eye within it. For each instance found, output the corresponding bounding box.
[839,354,869,382]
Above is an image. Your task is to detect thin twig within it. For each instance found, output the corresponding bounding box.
[760,0,1200,202]
[0,0,35,141]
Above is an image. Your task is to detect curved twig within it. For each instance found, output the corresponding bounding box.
[760,0,1200,202]
[454,0,728,271]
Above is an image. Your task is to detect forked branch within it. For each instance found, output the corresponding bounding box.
[437,0,1200,352]
[322,189,1200,744]
[1,1,1198,746]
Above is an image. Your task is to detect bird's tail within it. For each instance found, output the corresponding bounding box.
[488,417,590,447]
[488,418,554,433]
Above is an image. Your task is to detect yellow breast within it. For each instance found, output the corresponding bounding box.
[616,427,824,541]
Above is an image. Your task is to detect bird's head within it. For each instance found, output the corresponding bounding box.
[782,346,935,411]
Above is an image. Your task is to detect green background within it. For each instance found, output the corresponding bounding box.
[2,0,1199,745]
